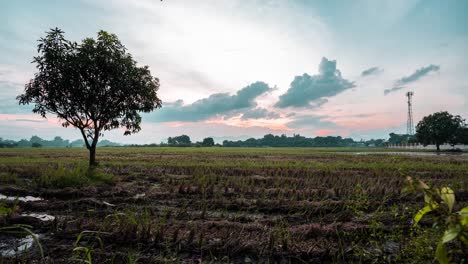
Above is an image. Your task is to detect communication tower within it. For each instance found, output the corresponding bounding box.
[406,91,414,135]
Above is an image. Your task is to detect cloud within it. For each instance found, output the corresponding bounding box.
[241,108,280,120]
[146,81,272,122]
[384,64,440,94]
[15,119,47,123]
[0,81,33,114]
[361,67,383,77]
[275,57,355,108]
[286,114,336,129]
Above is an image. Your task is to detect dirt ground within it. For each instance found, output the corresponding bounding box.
[0,148,467,263]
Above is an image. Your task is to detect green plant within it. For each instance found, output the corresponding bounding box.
[0,172,20,184]
[0,201,20,217]
[72,230,110,263]
[34,164,114,188]
[405,176,468,263]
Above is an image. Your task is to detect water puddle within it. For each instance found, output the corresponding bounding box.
[21,213,55,221]
[103,201,115,207]
[0,193,43,202]
[0,235,36,257]
[133,193,146,199]
[342,152,467,156]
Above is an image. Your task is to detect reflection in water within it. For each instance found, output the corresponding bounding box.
[0,194,43,202]
[348,152,467,156]
[21,213,55,221]
[0,235,35,257]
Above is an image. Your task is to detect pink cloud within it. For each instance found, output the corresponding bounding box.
[326,113,401,131]
[0,114,62,128]
[314,129,336,136]
[205,115,293,131]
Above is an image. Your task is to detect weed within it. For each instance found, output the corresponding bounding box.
[34,163,114,188]
[72,230,110,263]
[0,172,20,185]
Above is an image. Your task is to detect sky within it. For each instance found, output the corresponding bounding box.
[1,0,467,143]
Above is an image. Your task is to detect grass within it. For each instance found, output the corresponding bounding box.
[0,147,466,262]
[0,172,20,184]
[33,163,115,188]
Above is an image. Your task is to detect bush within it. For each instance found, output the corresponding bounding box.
[34,164,114,188]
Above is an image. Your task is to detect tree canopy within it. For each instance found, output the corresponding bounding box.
[415,111,466,151]
[17,28,161,165]
[202,137,215,147]
[168,135,192,146]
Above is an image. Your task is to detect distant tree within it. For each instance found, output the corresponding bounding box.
[168,135,191,146]
[388,133,413,145]
[221,134,362,148]
[51,136,66,147]
[97,140,120,147]
[202,137,215,147]
[17,28,162,165]
[415,111,465,151]
[31,142,42,148]
[30,135,43,144]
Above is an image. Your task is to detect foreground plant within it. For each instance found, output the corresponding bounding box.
[404,176,468,263]
[72,230,110,263]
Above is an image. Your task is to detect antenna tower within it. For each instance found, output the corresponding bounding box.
[406,91,414,135]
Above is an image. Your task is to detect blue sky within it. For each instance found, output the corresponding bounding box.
[1,0,467,143]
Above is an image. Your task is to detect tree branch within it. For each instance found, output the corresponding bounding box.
[79,128,91,149]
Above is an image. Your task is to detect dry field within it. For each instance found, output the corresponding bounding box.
[0,147,467,263]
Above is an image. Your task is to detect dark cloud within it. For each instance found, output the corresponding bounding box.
[147,81,272,122]
[384,65,440,95]
[361,67,383,77]
[241,108,279,120]
[275,57,355,108]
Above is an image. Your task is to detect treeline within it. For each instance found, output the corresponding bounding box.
[222,134,384,147]
[6,132,460,149]
[1,134,390,148]
[0,136,120,148]
[128,134,385,147]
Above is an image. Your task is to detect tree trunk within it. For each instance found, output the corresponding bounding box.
[89,146,97,166]
[436,143,440,152]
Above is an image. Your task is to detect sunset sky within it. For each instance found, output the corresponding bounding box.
[1,0,467,143]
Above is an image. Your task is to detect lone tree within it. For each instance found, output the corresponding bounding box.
[18,28,162,165]
[415,111,465,151]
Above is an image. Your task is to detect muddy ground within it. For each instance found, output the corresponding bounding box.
[0,148,467,263]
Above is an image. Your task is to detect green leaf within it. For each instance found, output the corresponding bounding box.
[424,193,432,204]
[460,207,468,227]
[440,187,455,213]
[414,203,439,227]
[435,242,449,264]
[441,226,461,243]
